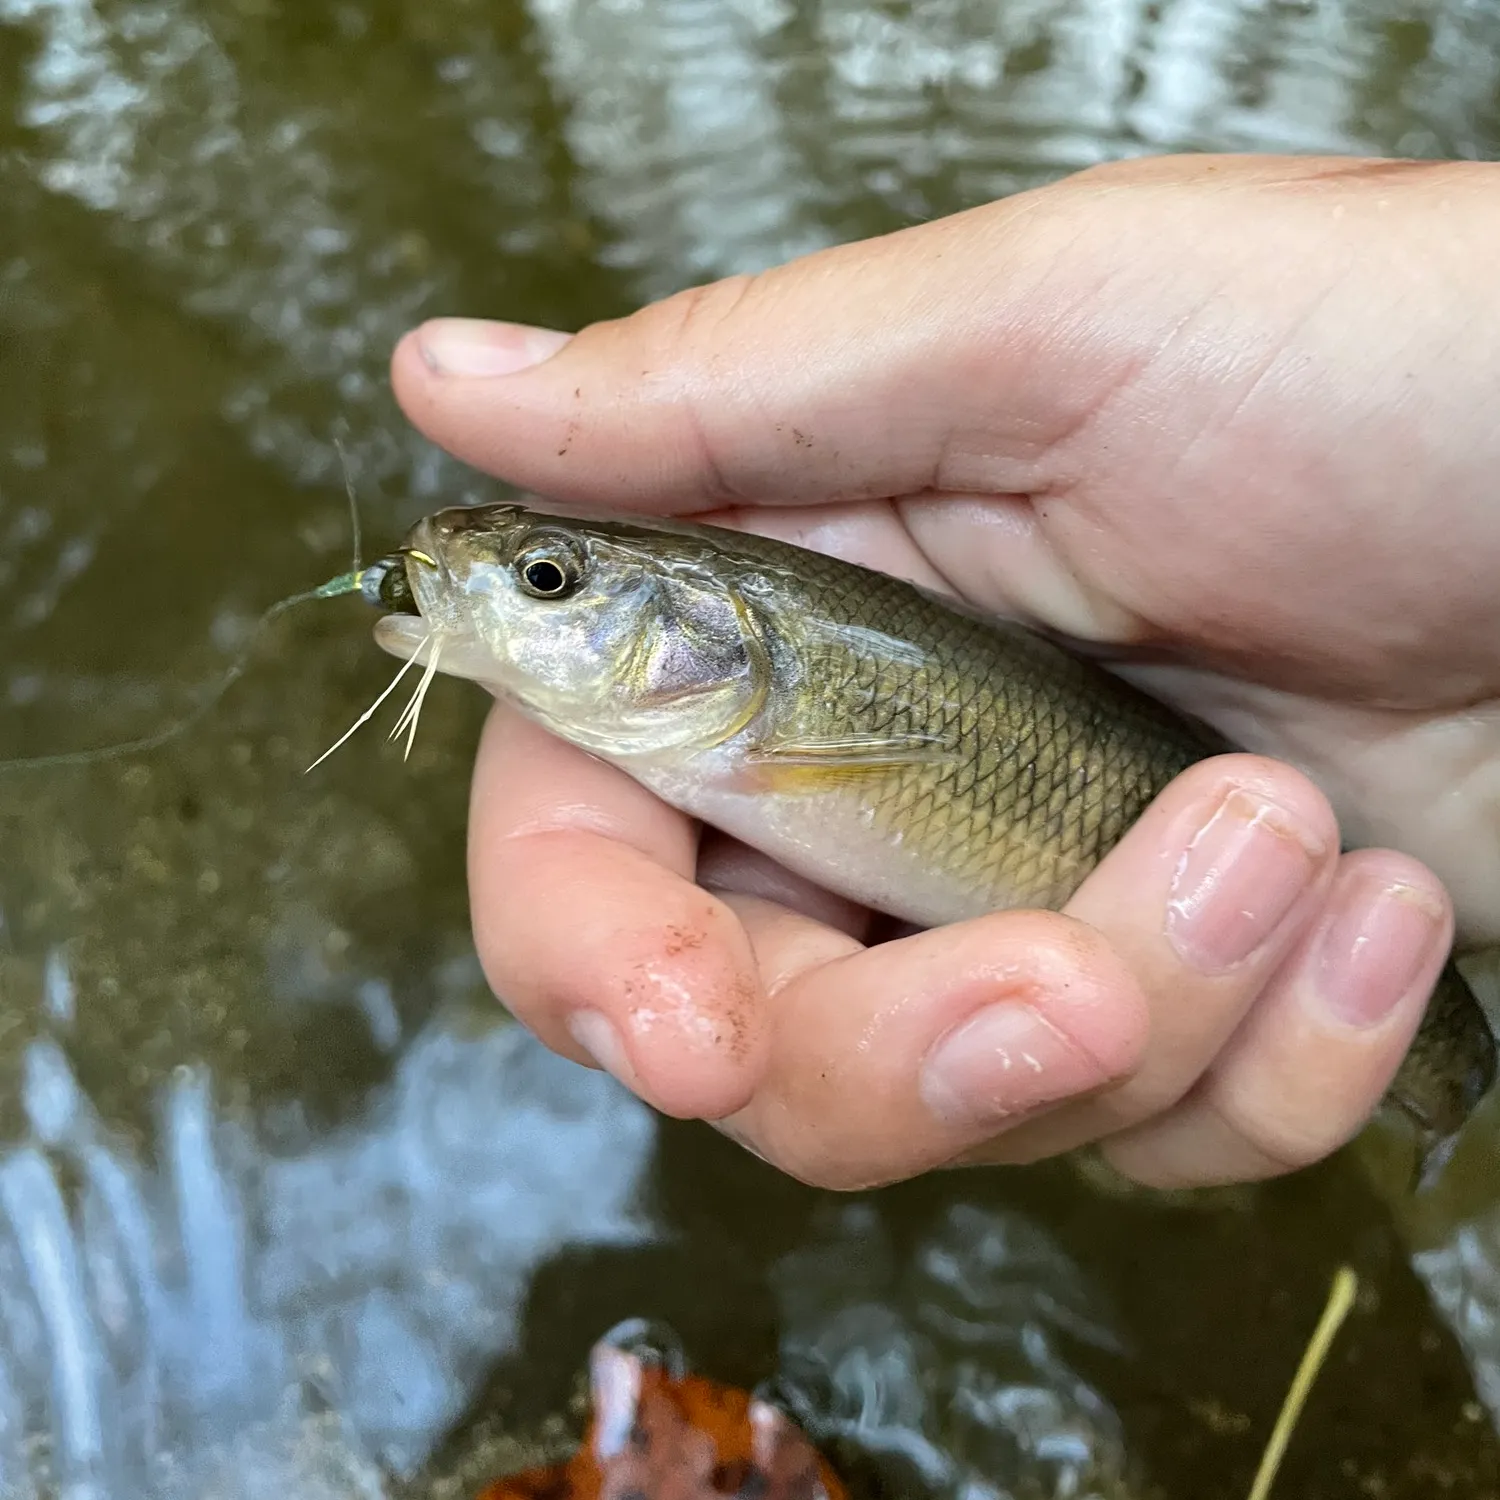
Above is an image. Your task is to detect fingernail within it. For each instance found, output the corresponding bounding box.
[1313,879,1445,1027]
[1166,788,1323,973]
[418,317,572,377]
[568,1008,640,1089]
[920,1003,1104,1129]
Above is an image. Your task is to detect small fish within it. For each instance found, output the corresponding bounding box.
[475,1328,845,1500]
[368,503,1497,1178]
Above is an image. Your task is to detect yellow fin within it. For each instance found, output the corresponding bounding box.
[741,731,947,793]
[748,732,946,764]
[746,759,909,793]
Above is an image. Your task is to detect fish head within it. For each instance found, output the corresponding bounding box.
[373,504,771,758]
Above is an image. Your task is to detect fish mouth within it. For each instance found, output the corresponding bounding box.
[372,614,498,687]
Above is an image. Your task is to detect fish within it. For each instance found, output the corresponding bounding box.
[366,502,1497,1178]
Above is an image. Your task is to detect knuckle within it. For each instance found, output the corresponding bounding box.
[632,275,766,506]
[1208,1084,1357,1176]
[744,1119,894,1193]
[651,272,762,351]
[761,1134,847,1191]
[782,1155,891,1193]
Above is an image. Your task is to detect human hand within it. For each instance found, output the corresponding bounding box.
[387,153,1500,1191]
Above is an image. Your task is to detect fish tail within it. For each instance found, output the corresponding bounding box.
[1387,959,1496,1192]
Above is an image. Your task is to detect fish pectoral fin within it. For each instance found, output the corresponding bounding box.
[741,730,947,790]
[748,731,947,765]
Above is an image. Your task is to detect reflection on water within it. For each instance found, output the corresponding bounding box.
[773,1203,1127,1497]
[3,0,1500,1495]
[1,1034,1148,1500]
[1411,977,1500,1443]
[0,1020,654,1498]
[528,0,834,298]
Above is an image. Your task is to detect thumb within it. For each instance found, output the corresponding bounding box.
[389,191,1135,514]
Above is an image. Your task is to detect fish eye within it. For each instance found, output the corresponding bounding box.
[515,535,585,599]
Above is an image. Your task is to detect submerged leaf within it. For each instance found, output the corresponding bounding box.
[477,1339,847,1500]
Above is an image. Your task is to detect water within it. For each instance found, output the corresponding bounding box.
[1,0,1499,1495]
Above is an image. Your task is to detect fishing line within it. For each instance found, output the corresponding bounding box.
[0,574,372,773]
[0,443,381,773]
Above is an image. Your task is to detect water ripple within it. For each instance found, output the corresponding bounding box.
[772,1201,1128,1500]
[0,1022,656,1497]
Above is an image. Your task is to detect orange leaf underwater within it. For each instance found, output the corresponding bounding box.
[477,1339,848,1500]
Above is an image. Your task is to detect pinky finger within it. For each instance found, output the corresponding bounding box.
[1103,849,1453,1189]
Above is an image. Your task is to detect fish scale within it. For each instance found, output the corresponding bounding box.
[765,559,1196,913]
